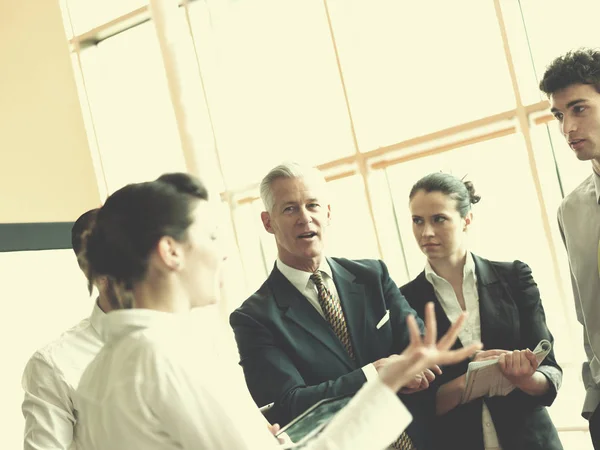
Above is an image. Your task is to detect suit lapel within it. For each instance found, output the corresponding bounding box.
[473,255,512,349]
[410,272,460,348]
[328,258,368,365]
[268,265,355,370]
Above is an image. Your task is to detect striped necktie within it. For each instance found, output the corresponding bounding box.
[310,271,415,450]
[310,271,354,359]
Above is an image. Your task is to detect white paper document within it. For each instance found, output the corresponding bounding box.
[461,339,552,404]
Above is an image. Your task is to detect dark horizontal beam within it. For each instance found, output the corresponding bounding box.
[0,222,74,252]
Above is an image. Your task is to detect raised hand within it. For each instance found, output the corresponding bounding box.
[379,302,482,393]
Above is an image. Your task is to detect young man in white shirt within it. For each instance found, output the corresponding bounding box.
[21,209,115,450]
[539,48,600,449]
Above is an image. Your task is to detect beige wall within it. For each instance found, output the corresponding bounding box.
[0,0,100,223]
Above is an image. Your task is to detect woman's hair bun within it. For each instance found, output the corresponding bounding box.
[463,180,481,205]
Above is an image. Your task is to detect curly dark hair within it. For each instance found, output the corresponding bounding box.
[539,48,600,96]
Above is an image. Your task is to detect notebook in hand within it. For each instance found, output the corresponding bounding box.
[461,339,552,404]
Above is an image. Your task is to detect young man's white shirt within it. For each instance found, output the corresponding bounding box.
[22,303,105,450]
[558,171,600,418]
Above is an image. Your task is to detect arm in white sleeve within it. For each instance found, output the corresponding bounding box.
[22,352,75,450]
[156,346,410,450]
[306,377,412,450]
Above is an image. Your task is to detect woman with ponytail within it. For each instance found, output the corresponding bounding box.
[75,172,479,450]
[400,172,563,450]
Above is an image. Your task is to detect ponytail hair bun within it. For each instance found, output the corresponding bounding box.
[463,180,481,205]
[84,173,209,297]
[409,172,481,218]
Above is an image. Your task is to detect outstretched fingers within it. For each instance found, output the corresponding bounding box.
[406,314,422,349]
[423,302,437,346]
[437,311,467,350]
[437,342,482,366]
[404,303,481,370]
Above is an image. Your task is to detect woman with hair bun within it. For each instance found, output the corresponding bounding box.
[75,172,479,450]
[400,172,563,450]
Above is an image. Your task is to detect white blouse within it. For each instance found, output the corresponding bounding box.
[22,302,105,450]
[76,308,412,450]
[425,252,502,450]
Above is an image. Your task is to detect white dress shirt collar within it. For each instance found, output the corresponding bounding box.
[89,300,106,337]
[593,170,600,204]
[424,251,476,286]
[276,257,333,292]
[101,309,189,343]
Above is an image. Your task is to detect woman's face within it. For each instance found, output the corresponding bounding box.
[181,200,227,308]
[409,190,471,262]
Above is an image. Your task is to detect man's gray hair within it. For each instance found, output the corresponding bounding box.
[260,162,327,212]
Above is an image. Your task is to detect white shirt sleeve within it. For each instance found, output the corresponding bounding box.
[22,352,75,450]
[150,348,280,450]
[362,363,378,381]
[153,347,411,450]
[307,377,412,450]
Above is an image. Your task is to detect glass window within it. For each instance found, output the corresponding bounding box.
[65,0,148,36]
[79,22,187,193]
[505,0,600,104]
[2,250,93,450]
[232,200,272,294]
[541,122,594,196]
[187,0,356,190]
[529,122,589,356]
[368,170,412,286]
[326,175,381,261]
[326,0,516,150]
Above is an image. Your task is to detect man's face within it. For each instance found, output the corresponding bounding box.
[261,176,331,272]
[550,83,600,163]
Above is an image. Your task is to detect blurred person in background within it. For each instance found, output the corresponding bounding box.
[21,208,116,450]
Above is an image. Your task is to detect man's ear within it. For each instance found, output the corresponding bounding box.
[326,204,332,226]
[261,211,274,234]
[156,236,184,270]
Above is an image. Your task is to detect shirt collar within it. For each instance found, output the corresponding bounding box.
[593,170,600,204]
[276,257,333,289]
[424,252,476,285]
[101,309,189,343]
[89,300,106,338]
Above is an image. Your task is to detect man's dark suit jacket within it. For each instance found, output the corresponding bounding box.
[230,257,431,448]
[401,254,563,450]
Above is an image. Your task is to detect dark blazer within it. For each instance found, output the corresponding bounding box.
[400,255,563,450]
[230,257,431,448]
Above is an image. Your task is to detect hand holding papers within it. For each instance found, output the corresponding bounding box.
[461,340,552,404]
